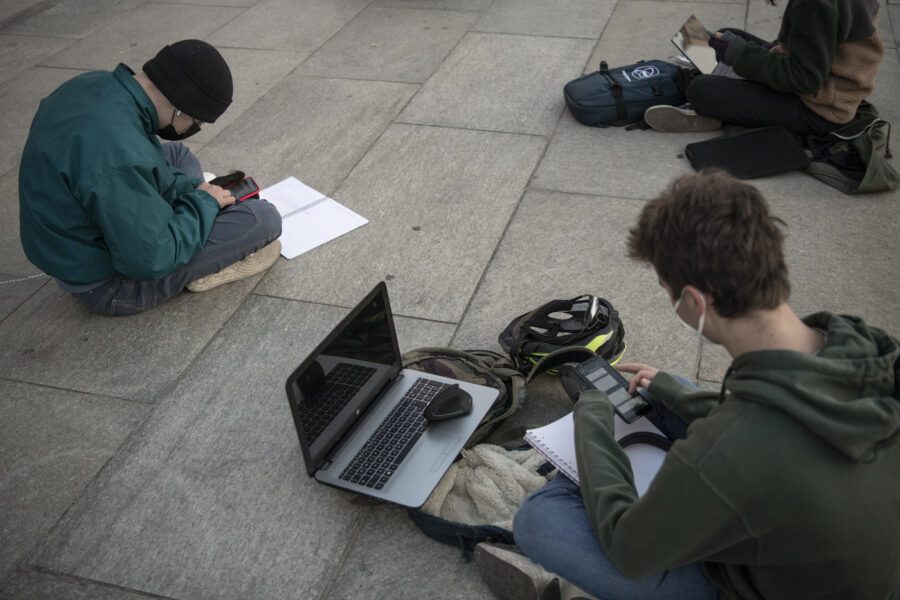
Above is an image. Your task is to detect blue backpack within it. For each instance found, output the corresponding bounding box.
[564,60,694,128]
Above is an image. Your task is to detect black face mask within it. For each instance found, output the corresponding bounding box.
[157,109,201,141]
[157,121,201,141]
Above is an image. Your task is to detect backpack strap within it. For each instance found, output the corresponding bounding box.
[598,61,628,123]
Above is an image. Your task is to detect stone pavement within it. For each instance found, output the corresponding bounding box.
[1,0,898,598]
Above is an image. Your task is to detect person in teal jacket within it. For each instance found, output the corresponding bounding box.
[475,170,900,600]
[18,40,282,315]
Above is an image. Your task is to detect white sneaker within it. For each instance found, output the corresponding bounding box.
[186,239,281,292]
[643,105,722,132]
[203,171,217,182]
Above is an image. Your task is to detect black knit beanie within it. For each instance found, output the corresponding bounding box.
[143,40,232,123]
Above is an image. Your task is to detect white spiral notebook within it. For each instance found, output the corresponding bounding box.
[525,411,667,496]
[260,176,368,259]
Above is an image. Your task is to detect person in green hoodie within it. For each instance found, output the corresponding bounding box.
[643,0,885,134]
[475,170,900,600]
[18,40,282,316]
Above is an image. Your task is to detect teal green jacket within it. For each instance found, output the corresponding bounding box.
[574,313,900,599]
[19,64,220,285]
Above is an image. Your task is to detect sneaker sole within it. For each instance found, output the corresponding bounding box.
[644,106,721,133]
[186,239,281,292]
[474,544,544,600]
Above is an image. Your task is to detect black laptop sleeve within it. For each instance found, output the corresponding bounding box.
[685,126,810,179]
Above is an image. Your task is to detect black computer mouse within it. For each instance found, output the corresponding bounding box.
[424,384,473,422]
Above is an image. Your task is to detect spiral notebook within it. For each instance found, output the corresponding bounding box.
[261,176,368,259]
[525,412,667,496]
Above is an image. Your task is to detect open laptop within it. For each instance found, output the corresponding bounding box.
[285,282,498,507]
[671,15,740,78]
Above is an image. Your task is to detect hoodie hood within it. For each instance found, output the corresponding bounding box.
[725,313,900,462]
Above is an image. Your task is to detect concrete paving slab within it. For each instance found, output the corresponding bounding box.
[0,275,47,323]
[30,295,458,600]
[452,189,702,382]
[0,65,85,177]
[207,0,370,53]
[177,0,257,5]
[472,0,615,39]
[0,169,39,278]
[40,4,242,71]
[0,569,151,600]
[0,0,144,39]
[868,50,900,123]
[196,75,418,196]
[373,0,490,9]
[297,6,479,83]
[583,1,746,71]
[322,505,493,600]
[185,47,310,149]
[887,6,899,48]
[0,380,148,582]
[531,114,704,200]
[0,272,264,402]
[0,34,73,85]
[0,0,43,25]
[256,123,546,321]
[398,32,595,135]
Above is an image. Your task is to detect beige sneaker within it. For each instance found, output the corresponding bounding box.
[643,105,722,132]
[186,239,281,292]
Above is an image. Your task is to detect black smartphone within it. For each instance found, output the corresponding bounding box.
[224,176,260,203]
[574,355,650,423]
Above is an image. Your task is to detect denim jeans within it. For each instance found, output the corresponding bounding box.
[513,378,720,600]
[74,143,282,316]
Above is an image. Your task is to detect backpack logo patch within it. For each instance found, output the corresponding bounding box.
[629,65,660,80]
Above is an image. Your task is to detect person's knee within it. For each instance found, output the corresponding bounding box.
[250,198,283,240]
[685,77,714,113]
[262,200,283,239]
[513,486,556,554]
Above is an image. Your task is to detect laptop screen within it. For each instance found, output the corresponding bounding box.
[672,15,717,75]
[286,283,400,475]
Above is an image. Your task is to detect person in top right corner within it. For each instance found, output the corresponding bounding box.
[644,0,885,135]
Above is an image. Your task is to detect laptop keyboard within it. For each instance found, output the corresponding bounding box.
[339,377,449,490]
[301,363,377,446]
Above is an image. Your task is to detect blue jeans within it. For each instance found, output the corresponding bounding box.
[513,378,719,600]
[75,143,282,316]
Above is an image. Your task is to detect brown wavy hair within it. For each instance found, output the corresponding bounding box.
[627,170,790,318]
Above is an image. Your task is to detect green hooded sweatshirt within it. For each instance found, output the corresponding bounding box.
[574,313,900,599]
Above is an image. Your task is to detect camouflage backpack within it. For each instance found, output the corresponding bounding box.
[401,346,595,449]
[402,345,594,559]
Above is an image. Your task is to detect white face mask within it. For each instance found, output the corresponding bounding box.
[673,289,714,345]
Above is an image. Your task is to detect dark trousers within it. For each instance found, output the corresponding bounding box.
[685,27,841,136]
[686,75,841,136]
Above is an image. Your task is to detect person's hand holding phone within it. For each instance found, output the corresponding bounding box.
[197,181,235,209]
[615,363,659,394]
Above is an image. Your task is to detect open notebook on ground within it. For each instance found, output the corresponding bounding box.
[672,14,740,78]
[285,282,498,508]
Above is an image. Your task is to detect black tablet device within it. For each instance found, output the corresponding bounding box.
[574,355,650,423]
